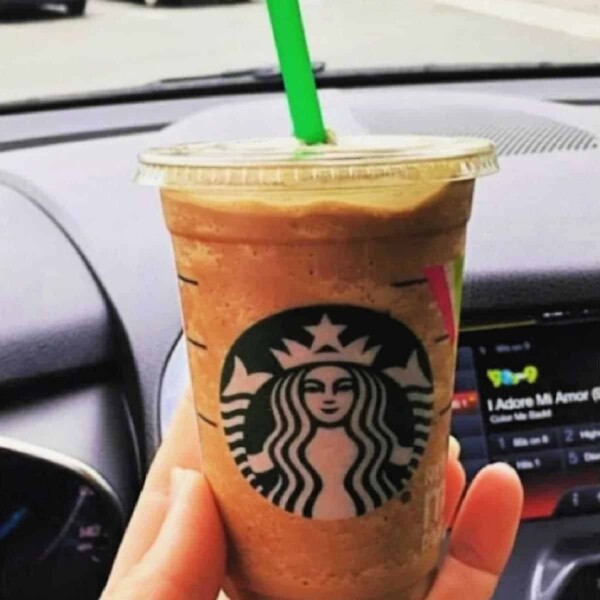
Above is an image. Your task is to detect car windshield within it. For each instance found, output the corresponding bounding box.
[1,0,599,106]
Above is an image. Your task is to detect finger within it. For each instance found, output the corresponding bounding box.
[106,387,202,588]
[103,489,170,595]
[448,436,461,461]
[450,463,523,574]
[103,469,226,600]
[443,451,466,528]
[143,469,226,596]
[145,386,203,491]
[428,463,523,600]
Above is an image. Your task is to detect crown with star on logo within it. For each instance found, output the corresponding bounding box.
[270,314,380,370]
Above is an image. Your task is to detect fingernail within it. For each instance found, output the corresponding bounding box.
[449,435,461,460]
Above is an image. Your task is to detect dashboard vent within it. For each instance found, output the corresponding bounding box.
[354,106,599,157]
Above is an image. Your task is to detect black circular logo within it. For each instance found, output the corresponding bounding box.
[220,305,434,520]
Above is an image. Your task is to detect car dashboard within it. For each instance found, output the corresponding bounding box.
[1,76,599,599]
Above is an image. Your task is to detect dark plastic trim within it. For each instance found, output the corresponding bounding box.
[1,63,599,116]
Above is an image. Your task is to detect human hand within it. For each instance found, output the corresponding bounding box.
[101,389,225,600]
[102,390,523,600]
[426,437,523,600]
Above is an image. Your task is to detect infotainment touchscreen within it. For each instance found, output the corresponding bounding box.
[453,318,600,520]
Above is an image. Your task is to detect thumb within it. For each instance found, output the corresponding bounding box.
[104,469,226,600]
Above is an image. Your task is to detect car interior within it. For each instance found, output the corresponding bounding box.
[1,40,600,600]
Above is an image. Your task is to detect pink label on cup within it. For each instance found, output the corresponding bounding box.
[424,257,464,344]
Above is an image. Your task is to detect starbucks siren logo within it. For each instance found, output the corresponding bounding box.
[220,305,434,520]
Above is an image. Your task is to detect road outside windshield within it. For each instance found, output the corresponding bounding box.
[0,0,599,105]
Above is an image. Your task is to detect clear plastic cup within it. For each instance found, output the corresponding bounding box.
[137,135,497,600]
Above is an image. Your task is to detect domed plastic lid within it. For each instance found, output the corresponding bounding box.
[136,135,498,189]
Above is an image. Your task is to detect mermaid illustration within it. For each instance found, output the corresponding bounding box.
[221,313,434,520]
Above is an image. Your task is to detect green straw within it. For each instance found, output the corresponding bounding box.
[266,0,327,145]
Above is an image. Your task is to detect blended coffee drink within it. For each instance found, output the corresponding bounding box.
[137,136,497,600]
